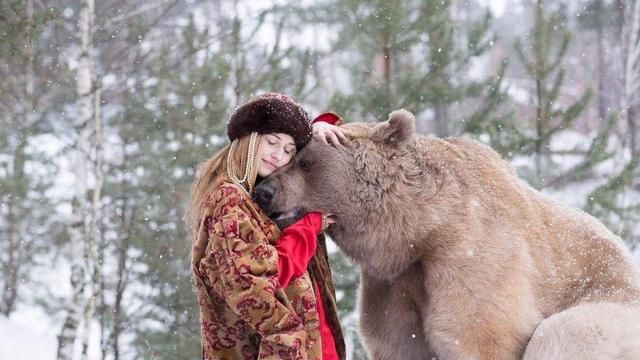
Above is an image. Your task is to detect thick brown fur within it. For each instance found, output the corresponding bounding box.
[254,109,640,359]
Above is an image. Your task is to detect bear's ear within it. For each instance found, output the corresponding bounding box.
[370,109,416,148]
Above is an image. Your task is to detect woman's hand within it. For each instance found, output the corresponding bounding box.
[312,121,350,147]
[321,213,337,232]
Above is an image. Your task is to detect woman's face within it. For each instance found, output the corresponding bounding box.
[257,132,296,177]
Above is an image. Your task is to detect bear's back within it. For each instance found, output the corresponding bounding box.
[412,135,640,304]
[410,135,530,207]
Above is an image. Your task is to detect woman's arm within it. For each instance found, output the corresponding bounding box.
[201,186,307,359]
[312,112,350,146]
[275,213,323,287]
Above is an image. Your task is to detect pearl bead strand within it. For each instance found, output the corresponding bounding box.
[226,132,258,194]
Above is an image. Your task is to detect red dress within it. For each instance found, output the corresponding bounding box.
[276,213,339,360]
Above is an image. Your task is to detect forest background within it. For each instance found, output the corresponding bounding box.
[2,0,640,359]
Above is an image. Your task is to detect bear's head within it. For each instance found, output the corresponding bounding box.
[254,109,442,279]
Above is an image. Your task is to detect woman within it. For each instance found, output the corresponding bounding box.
[188,93,346,360]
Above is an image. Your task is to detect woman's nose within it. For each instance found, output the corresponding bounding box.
[270,148,285,162]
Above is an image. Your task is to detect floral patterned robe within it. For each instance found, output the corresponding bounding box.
[192,182,343,360]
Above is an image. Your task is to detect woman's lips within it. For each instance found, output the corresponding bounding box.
[263,159,277,169]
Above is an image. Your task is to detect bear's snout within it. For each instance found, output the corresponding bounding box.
[253,182,276,212]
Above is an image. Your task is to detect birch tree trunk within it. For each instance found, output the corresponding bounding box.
[622,0,640,155]
[110,202,134,360]
[595,0,608,128]
[533,0,547,183]
[57,0,95,358]
[1,197,18,316]
[101,139,135,360]
[109,141,136,360]
[81,85,102,360]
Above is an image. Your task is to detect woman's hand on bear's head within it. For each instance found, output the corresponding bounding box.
[312,122,351,147]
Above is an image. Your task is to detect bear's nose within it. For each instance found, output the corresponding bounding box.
[253,183,276,209]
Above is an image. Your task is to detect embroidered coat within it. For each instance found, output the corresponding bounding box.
[192,183,345,360]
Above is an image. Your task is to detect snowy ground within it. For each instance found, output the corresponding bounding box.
[0,263,102,360]
[0,314,56,360]
[0,312,102,360]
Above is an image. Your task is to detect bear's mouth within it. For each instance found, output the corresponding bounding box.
[270,207,304,229]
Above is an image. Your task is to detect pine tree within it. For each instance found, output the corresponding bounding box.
[585,0,640,247]
[303,0,502,136]
[463,60,520,157]
[0,0,62,317]
[511,0,614,190]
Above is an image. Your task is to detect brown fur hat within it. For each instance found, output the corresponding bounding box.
[227,93,312,149]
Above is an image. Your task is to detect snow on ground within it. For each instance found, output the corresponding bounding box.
[0,314,56,360]
[0,252,104,360]
[0,310,103,360]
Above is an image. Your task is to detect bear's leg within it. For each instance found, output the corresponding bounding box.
[523,302,640,360]
[358,272,433,360]
[422,288,536,360]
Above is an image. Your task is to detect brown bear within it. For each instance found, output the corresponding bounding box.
[254,109,640,360]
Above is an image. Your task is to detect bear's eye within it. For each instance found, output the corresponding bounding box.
[298,158,313,171]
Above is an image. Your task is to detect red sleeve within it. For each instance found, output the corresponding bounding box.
[312,112,343,126]
[276,212,323,287]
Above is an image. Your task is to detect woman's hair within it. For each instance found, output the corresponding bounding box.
[186,133,264,242]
